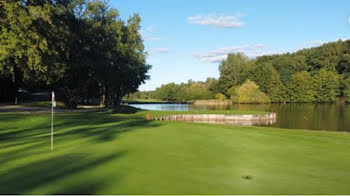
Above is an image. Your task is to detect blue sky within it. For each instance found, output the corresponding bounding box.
[110,0,350,91]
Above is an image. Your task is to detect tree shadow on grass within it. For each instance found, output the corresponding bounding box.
[0,140,49,165]
[0,113,52,141]
[0,111,158,143]
[0,113,33,124]
[54,118,160,143]
[0,112,161,159]
[0,111,164,194]
[0,117,160,166]
[0,151,126,194]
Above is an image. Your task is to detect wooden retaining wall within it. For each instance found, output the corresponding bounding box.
[154,113,276,126]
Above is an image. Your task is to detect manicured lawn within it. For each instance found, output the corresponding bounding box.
[1,110,350,194]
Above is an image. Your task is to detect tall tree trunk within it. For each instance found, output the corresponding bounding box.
[99,84,106,107]
[113,87,123,107]
[113,92,121,107]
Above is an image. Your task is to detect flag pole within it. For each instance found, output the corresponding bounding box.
[51,91,54,151]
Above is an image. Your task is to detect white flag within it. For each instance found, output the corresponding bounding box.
[52,91,56,108]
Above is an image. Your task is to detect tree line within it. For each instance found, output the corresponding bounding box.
[127,78,219,102]
[129,40,350,103]
[0,0,150,108]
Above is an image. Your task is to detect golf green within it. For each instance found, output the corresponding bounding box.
[1,110,350,194]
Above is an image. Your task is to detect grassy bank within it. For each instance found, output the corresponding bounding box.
[1,110,350,194]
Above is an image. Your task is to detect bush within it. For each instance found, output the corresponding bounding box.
[215,93,227,101]
[227,86,238,97]
[231,80,270,104]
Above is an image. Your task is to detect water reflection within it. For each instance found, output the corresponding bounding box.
[129,103,350,132]
[129,104,190,111]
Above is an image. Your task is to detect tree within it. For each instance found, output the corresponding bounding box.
[287,71,315,102]
[185,82,213,101]
[81,2,149,107]
[154,83,179,101]
[313,69,340,102]
[132,39,350,104]
[153,80,214,101]
[343,77,350,103]
[218,53,251,92]
[205,77,220,96]
[0,0,150,107]
[0,0,69,101]
[248,62,286,102]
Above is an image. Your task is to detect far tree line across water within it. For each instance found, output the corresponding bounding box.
[128,40,350,103]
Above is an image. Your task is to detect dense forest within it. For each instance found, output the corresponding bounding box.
[0,0,150,107]
[129,40,350,103]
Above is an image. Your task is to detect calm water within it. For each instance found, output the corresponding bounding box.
[129,103,350,132]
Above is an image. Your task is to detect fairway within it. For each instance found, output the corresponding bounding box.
[1,110,350,194]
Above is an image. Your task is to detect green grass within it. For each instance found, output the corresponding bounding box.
[1,110,350,194]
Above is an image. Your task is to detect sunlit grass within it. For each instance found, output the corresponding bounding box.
[0,110,350,194]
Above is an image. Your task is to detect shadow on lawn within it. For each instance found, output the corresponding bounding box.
[0,111,163,194]
[0,110,157,143]
[55,118,159,142]
[0,105,144,142]
[0,151,126,194]
[0,113,52,141]
[0,111,160,156]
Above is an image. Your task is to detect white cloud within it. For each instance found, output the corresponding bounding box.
[193,44,276,63]
[301,40,326,49]
[154,48,170,54]
[140,25,161,42]
[298,38,350,51]
[194,38,350,64]
[187,14,244,28]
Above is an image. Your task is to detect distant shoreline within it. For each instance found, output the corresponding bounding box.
[124,100,233,105]
[123,100,191,104]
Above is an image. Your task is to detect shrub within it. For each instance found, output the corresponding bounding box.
[215,93,227,101]
[227,86,238,97]
[231,80,270,104]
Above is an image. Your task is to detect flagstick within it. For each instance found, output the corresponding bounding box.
[51,92,54,151]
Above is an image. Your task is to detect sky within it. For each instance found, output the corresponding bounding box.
[110,0,350,91]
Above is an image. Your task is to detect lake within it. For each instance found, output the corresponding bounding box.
[129,103,350,132]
